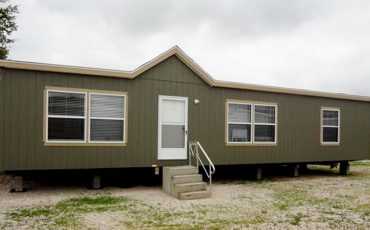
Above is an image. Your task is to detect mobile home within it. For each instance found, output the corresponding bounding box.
[0,46,369,198]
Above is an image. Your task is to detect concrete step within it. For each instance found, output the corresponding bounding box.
[172,174,202,184]
[165,166,198,176]
[173,182,207,194]
[163,165,211,200]
[178,190,212,200]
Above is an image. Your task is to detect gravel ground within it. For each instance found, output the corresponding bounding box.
[1,162,370,229]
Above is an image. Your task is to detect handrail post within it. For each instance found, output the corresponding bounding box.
[196,144,199,169]
[209,164,212,192]
[188,142,191,166]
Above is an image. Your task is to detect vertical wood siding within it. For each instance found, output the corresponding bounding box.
[0,56,369,171]
[0,69,3,170]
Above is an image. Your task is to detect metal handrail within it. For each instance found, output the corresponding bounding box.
[189,141,216,192]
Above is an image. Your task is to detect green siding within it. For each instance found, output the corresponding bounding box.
[0,56,369,171]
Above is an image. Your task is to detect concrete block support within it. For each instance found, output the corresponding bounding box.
[91,174,101,189]
[339,161,350,175]
[256,167,262,180]
[11,176,24,192]
[292,164,299,177]
[162,167,171,195]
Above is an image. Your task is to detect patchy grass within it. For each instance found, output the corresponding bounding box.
[353,203,370,216]
[274,187,304,211]
[121,203,267,229]
[4,195,270,229]
[5,195,136,229]
[1,163,370,229]
[289,212,305,225]
[59,195,122,206]
[273,186,332,211]
[350,160,370,167]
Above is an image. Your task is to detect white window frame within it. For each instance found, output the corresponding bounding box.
[88,93,126,144]
[226,101,277,145]
[321,107,340,145]
[226,101,253,144]
[253,104,277,144]
[46,89,87,143]
[44,87,128,146]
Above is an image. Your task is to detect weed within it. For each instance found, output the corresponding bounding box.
[9,207,54,218]
[290,212,304,225]
[273,186,342,212]
[57,195,122,207]
[274,187,308,211]
[353,203,370,216]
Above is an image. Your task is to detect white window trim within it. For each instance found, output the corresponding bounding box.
[88,92,126,144]
[253,103,277,144]
[46,89,87,143]
[321,107,340,145]
[44,87,128,146]
[226,101,277,145]
[226,102,253,144]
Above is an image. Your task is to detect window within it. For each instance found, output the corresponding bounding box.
[47,91,87,142]
[254,105,276,142]
[89,93,125,143]
[321,107,340,144]
[227,103,252,143]
[45,87,127,145]
[226,101,277,144]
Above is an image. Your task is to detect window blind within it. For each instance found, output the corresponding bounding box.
[47,91,86,141]
[90,94,124,118]
[90,94,125,142]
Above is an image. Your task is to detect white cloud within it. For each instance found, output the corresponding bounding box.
[9,0,370,96]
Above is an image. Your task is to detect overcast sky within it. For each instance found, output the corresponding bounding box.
[7,0,370,96]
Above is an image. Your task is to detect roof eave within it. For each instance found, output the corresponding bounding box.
[0,59,133,78]
[0,46,369,102]
[215,81,370,102]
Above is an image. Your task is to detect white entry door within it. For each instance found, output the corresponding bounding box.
[158,95,188,160]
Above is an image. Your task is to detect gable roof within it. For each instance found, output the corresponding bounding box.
[0,46,369,102]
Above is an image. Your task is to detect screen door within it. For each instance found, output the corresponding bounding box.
[158,95,188,160]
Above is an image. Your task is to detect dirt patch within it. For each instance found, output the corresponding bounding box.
[82,212,130,230]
